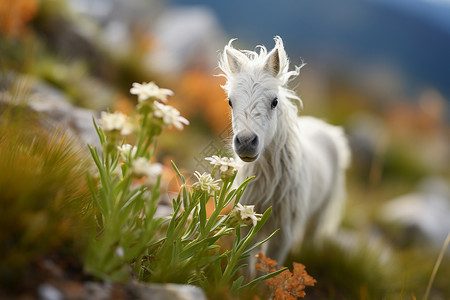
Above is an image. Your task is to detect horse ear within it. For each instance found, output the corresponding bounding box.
[264,48,280,76]
[225,47,245,74]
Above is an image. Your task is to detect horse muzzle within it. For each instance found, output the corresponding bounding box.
[234,132,260,162]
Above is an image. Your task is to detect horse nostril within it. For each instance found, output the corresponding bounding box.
[250,134,259,147]
[234,134,242,147]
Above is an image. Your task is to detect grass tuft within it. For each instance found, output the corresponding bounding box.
[288,234,400,299]
[0,104,94,289]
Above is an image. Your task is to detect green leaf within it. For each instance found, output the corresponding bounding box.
[86,172,104,213]
[88,145,102,170]
[171,160,185,185]
[230,263,248,279]
[178,241,206,261]
[199,193,207,235]
[213,258,223,283]
[92,116,106,146]
[235,207,272,261]
[237,254,250,262]
[230,276,245,293]
[243,229,279,256]
[211,215,228,232]
[223,189,237,207]
[166,198,181,238]
[182,220,200,240]
[120,189,143,212]
[233,226,241,250]
[240,267,288,290]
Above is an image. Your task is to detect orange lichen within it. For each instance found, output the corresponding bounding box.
[256,253,316,299]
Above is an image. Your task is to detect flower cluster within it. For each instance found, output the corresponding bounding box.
[99,82,188,136]
[153,101,189,130]
[96,82,187,187]
[205,155,239,178]
[99,111,134,136]
[130,81,174,103]
[191,171,221,194]
[229,203,262,227]
[131,81,189,130]
[255,253,316,299]
[131,157,162,187]
[117,144,137,161]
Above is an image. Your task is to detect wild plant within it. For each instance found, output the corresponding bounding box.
[0,104,93,287]
[85,82,285,295]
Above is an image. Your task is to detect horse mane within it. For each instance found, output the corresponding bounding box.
[218,36,305,111]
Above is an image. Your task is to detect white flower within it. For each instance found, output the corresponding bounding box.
[191,171,221,194]
[117,144,137,160]
[232,203,262,226]
[131,157,162,187]
[205,155,240,178]
[131,157,153,177]
[115,246,124,258]
[153,102,189,130]
[99,111,133,135]
[130,82,174,103]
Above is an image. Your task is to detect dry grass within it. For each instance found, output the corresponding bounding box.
[0,103,94,288]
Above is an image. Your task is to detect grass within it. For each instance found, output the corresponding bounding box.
[0,103,94,290]
[288,235,399,299]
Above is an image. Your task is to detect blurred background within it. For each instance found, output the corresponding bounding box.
[1,0,449,298]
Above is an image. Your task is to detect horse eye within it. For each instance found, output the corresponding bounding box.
[228,99,233,108]
[271,97,278,109]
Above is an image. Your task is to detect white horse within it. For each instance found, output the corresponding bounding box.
[219,36,351,269]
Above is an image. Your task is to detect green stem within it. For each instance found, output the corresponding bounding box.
[423,232,450,300]
[205,178,232,235]
[136,113,149,157]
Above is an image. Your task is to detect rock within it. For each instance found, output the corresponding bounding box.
[147,6,227,75]
[378,177,450,249]
[34,14,111,80]
[81,282,113,300]
[38,284,63,300]
[73,281,207,300]
[0,73,101,150]
[120,282,207,300]
[67,0,164,57]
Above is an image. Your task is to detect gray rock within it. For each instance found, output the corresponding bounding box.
[67,0,164,56]
[379,177,450,249]
[81,282,113,300]
[79,282,207,300]
[147,6,227,75]
[0,74,101,150]
[38,284,63,300]
[121,282,207,300]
